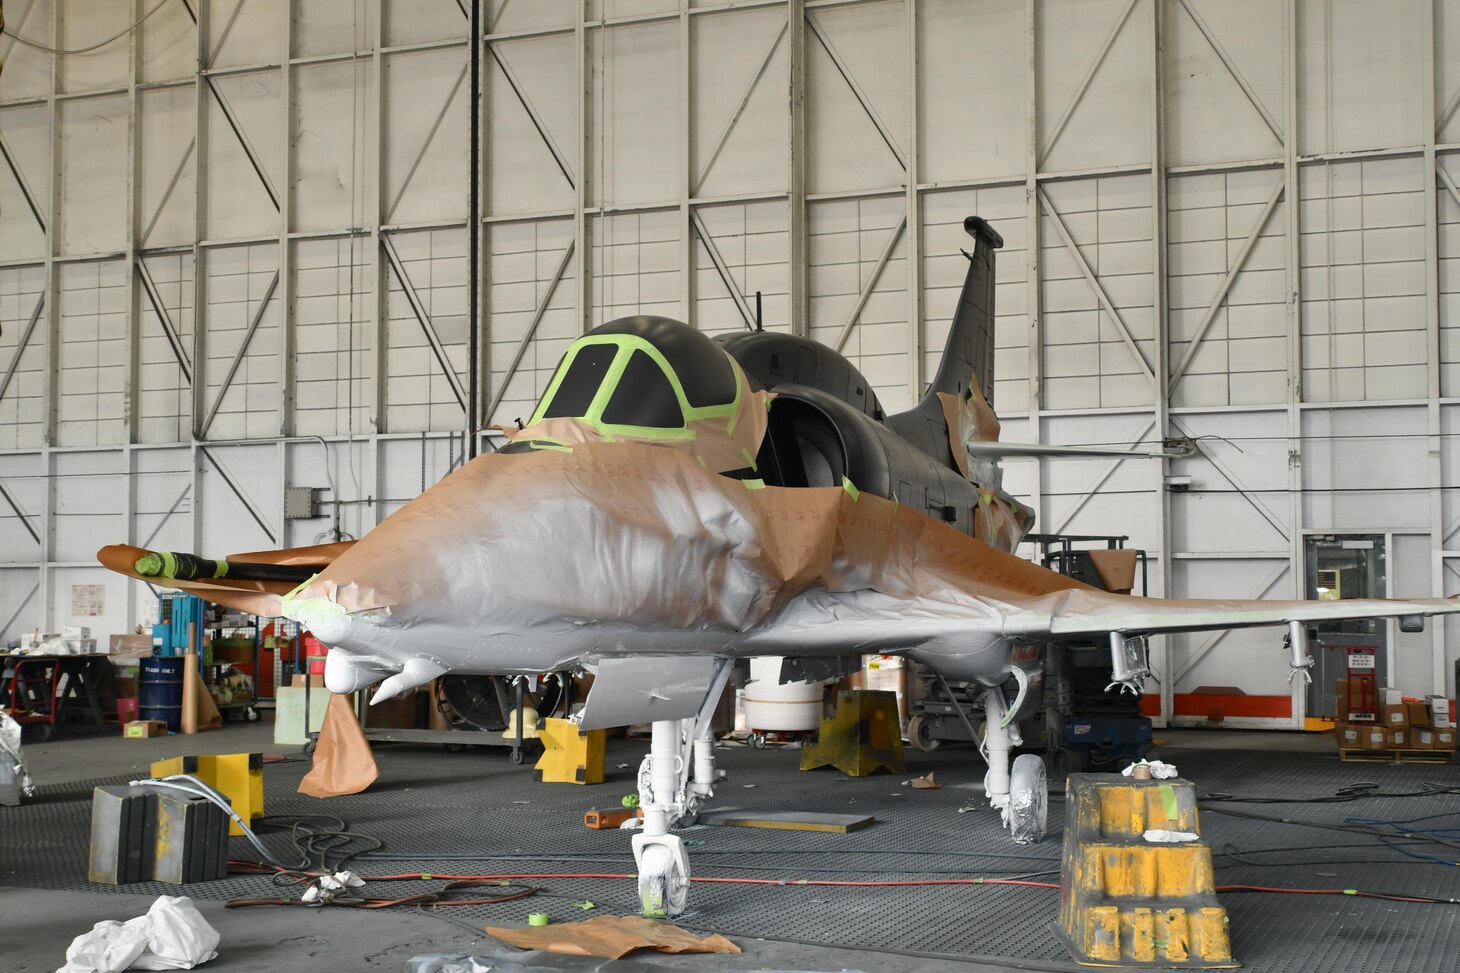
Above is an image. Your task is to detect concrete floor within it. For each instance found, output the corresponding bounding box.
[3,718,1340,973]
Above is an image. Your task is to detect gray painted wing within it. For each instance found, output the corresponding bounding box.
[1017,591,1460,640]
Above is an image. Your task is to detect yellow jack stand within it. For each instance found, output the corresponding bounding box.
[535,717,606,784]
[800,690,905,777]
[151,753,263,837]
[1057,773,1236,968]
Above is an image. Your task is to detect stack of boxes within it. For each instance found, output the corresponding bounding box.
[1335,682,1455,754]
[62,626,97,654]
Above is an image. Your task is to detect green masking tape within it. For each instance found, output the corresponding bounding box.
[528,913,550,927]
[1158,783,1179,821]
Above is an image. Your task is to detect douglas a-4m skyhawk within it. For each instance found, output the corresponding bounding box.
[101,217,1460,918]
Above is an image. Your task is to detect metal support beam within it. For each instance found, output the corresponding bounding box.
[1049,416,1158,536]
[381,235,468,410]
[0,476,41,545]
[1176,0,1283,144]
[832,212,905,354]
[690,209,758,331]
[384,62,470,224]
[203,76,281,211]
[198,270,280,440]
[0,292,44,405]
[138,138,195,247]
[199,446,277,544]
[489,47,576,190]
[1171,416,1291,541]
[1039,0,1138,168]
[486,239,575,421]
[0,584,40,639]
[905,0,923,395]
[1168,178,1284,388]
[1038,187,1157,385]
[804,11,905,170]
[0,128,47,233]
[787,0,808,337]
[693,19,787,195]
[135,258,193,385]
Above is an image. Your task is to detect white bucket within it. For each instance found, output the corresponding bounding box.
[742,656,823,732]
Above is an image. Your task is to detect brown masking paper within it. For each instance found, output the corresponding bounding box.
[486,915,740,958]
[298,694,379,798]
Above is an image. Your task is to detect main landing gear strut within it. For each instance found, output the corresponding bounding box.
[631,661,731,918]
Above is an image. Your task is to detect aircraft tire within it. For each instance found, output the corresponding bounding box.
[1008,753,1048,844]
[907,714,941,752]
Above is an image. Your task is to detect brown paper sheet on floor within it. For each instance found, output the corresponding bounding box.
[298,694,379,798]
[486,915,740,958]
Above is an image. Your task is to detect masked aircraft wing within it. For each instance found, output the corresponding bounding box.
[1005,589,1460,641]
[97,541,354,616]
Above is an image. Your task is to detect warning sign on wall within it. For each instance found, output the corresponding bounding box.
[71,584,105,617]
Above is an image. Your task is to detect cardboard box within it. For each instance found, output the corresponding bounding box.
[1380,703,1409,728]
[291,674,327,688]
[1407,701,1429,726]
[1361,725,1389,750]
[1334,722,1361,748]
[1434,728,1457,751]
[1426,695,1453,728]
[1412,729,1435,750]
[1379,686,1404,707]
[124,720,167,739]
[109,634,153,658]
[63,625,90,639]
[1388,728,1409,749]
[1335,679,1349,720]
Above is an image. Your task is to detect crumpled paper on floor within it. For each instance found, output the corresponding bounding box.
[298,694,379,798]
[56,895,219,972]
[903,772,942,790]
[1122,760,1178,780]
[485,915,739,958]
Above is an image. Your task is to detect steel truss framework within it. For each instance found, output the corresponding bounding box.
[1,0,1460,720]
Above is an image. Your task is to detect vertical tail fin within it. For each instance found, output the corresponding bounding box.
[928,216,1002,406]
[887,216,1003,467]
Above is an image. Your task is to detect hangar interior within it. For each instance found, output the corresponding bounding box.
[3,1,1460,971]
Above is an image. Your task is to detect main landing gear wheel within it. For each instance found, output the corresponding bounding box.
[907,713,941,753]
[637,843,689,918]
[1007,753,1048,845]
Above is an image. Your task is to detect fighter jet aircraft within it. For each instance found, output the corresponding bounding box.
[99,216,1460,918]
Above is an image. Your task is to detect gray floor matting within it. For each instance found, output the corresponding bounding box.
[3,739,1459,972]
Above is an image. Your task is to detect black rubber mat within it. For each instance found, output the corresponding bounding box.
[3,739,1458,972]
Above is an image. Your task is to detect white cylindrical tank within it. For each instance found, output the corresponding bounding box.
[742,656,822,732]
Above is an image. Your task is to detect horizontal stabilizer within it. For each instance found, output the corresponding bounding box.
[966,441,1189,461]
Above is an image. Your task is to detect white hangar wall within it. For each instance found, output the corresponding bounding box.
[1,0,1459,724]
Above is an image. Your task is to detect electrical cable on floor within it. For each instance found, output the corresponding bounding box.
[1202,781,1460,804]
[1201,802,1460,855]
[226,881,541,911]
